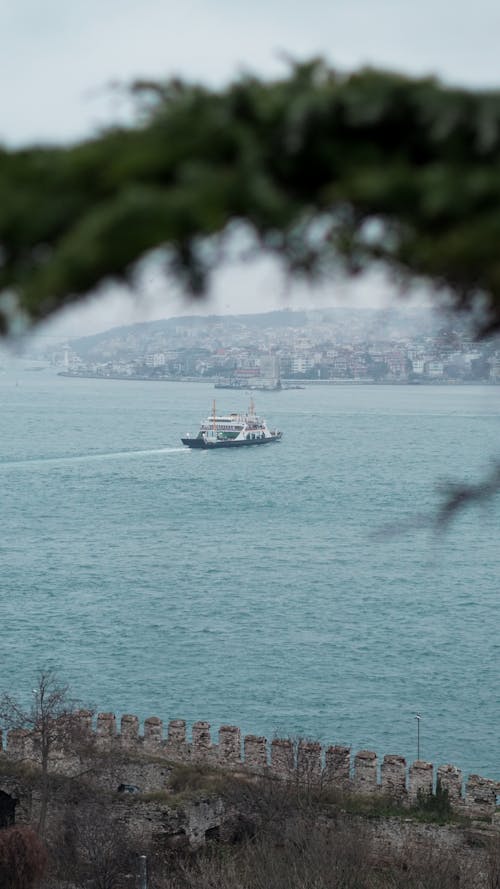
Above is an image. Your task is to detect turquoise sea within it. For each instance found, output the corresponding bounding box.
[1,364,500,777]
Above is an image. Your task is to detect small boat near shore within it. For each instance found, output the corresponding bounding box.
[181,399,283,449]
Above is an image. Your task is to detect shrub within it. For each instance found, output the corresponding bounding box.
[0,826,47,889]
[415,779,452,820]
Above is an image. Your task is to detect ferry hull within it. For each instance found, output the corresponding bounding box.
[181,435,282,449]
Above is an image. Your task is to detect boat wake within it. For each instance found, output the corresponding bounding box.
[0,447,188,469]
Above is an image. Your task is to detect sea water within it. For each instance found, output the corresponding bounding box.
[1,364,500,777]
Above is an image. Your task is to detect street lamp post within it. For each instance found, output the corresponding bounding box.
[138,855,148,889]
[414,714,422,760]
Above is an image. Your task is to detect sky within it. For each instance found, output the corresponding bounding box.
[4,0,500,338]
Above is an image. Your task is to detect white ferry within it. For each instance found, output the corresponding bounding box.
[181,400,283,449]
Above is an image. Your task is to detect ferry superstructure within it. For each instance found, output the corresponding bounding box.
[181,400,283,449]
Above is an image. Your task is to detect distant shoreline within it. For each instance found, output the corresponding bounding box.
[56,371,500,386]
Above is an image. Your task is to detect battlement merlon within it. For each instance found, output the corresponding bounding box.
[1,713,497,818]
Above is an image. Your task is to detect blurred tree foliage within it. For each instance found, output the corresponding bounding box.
[2,60,500,334]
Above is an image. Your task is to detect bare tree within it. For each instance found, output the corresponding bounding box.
[0,670,92,836]
[51,799,138,889]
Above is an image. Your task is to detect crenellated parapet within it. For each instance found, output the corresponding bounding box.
[408,760,433,801]
[96,712,117,746]
[168,719,187,747]
[297,741,322,783]
[244,735,267,771]
[271,738,295,777]
[6,729,32,760]
[192,721,212,757]
[324,744,350,788]
[74,709,94,735]
[120,714,140,744]
[218,726,241,765]
[465,774,498,818]
[380,754,407,799]
[0,713,497,819]
[437,764,463,804]
[353,750,378,794]
[144,716,163,749]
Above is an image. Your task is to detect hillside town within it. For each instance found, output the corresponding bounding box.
[50,308,500,385]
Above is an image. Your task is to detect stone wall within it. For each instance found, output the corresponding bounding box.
[0,712,498,820]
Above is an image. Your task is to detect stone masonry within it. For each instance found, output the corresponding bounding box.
[0,712,498,820]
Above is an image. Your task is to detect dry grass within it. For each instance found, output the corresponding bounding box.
[146,815,487,889]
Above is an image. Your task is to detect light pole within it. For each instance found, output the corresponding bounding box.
[414,714,422,760]
[138,854,148,889]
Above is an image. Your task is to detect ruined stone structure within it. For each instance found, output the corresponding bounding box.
[0,712,498,820]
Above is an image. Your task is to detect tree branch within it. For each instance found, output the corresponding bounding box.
[3,62,500,334]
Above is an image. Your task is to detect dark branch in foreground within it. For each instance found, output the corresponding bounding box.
[437,462,500,526]
[3,61,500,334]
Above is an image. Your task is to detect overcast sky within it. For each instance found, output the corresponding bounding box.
[4,0,499,337]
